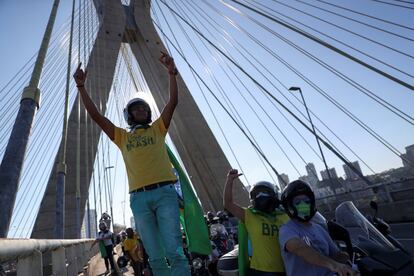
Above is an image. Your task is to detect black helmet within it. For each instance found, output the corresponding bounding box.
[250,181,279,213]
[216,210,227,220]
[123,98,152,126]
[281,180,316,222]
[250,181,277,198]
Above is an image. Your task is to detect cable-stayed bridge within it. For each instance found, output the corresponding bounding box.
[0,0,413,274]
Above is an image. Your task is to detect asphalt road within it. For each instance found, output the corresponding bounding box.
[391,222,414,256]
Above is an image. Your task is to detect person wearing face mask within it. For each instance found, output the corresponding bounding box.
[279,180,355,276]
[224,169,289,276]
[91,222,116,274]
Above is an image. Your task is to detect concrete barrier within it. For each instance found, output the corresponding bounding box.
[0,238,98,275]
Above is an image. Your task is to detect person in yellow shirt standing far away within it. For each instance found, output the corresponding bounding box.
[123,228,147,276]
[223,169,289,276]
[73,51,190,276]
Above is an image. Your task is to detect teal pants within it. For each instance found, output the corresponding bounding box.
[130,183,190,276]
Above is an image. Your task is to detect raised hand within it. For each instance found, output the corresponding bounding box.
[227,169,243,182]
[159,51,177,75]
[73,62,88,87]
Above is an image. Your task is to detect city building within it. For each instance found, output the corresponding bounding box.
[81,209,97,238]
[343,161,363,180]
[401,144,414,169]
[320,167,338,180]
[278,173,290,190]
[306,163,319,188]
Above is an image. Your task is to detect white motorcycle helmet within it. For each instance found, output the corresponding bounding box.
[123,98,152,126]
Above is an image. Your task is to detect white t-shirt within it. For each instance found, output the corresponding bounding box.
[98,230,113,246]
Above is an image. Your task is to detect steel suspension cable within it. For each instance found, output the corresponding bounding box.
[268,0,414,59]
[192,0,376,173]
[290,0,414,41]
[231,0,414,125]
[153,19,290,181]
[249,0,414,80]
[158,1,378,182]
[159,1,284,183]
[154,1,262,184]
[170,0,305,178]
[314,0,414,31]
[184,0,376,175]
[225,0,414,91]
[212,0,413,162]
[369,0,414,10]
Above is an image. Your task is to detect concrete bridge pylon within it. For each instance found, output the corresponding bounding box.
[32,0,248,239]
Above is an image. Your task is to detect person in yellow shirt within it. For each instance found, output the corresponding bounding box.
[73,52,189,276]
[224,169,289,276]
[123,228,145,275]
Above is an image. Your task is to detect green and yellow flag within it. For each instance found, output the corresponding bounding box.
[167,146,211,255]
[238,221,250,276]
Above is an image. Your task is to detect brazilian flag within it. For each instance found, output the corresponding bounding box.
[99,240,108,258]
[238,221,250,276]
[167,146,211,255]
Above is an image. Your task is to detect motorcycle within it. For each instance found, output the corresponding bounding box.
[334,201,414,275]
[209,219,231,275]
[366,200,410,255]
[210,219,230,256]
[217,202,414,275]
[190,252,209,276]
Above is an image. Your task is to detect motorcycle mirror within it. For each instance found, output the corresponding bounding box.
[327,221,353,258]
[370,201,378,215]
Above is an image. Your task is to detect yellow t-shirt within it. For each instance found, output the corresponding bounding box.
[113,118,177,191]
[123,238,139,261]
[244,208,289,272]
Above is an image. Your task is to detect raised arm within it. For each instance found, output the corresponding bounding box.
[285,238,355,276]
[223,169,245,222]
[73,63,115,140]
[159,52,178,129]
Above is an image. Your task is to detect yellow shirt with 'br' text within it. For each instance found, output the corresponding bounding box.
[245,208,289,273]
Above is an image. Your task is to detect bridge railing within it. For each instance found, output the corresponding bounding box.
[316,178,414,221]
[0,238,98,276]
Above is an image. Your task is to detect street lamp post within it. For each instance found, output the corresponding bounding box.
[121,200,126,227]
[104,166,114,230]
[288,87,334,185]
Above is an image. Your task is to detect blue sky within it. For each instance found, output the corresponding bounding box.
[1,0,413,235]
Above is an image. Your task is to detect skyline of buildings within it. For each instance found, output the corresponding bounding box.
[278,143,414,196]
